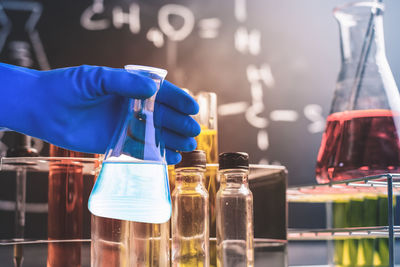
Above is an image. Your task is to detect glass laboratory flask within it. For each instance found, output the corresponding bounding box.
[88,65,171,223]
[316,2,400,183]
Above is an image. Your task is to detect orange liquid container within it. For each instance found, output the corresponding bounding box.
[47,145,95,267]
[316,110,400,183]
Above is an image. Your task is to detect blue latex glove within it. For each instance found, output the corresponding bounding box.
[0,63,200,164]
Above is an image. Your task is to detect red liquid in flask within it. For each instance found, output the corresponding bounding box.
[316,109,400,183]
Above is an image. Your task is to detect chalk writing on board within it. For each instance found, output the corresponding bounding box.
[234,0,247,23]
[82,1,196,46]
[257,130,269,151]
[0,1,50,70]
[81,1,222,47]
[218,104,324,128]
[231,0,272,164]
[245,64,271,129]
[147,27,164,48]
[235,27,261,56]
[113,3,140,34]
[158,4,194,42]
[270,110,299,122]
[218,102,248,116]
[80,0,109,30]
[304,104,326,133]
[198,18,221,39]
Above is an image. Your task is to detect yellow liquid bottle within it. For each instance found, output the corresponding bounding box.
[172,151,209,267]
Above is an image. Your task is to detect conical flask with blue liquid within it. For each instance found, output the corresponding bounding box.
[88,65,170,224]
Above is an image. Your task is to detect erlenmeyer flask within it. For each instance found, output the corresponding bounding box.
[316,2,400,183]
[88,65,171,223]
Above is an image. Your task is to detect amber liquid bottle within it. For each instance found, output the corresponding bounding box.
[172,151,209,267]
[47,145,90,267]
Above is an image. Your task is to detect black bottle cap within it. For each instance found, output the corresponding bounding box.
[176,150,206,168]
[219,152,249,170]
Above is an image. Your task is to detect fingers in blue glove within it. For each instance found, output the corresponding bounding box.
[166,149,182,165]
[162,129,197,152]
[156,80,199,115]
[157,104,201,137]
[58,65,158,99]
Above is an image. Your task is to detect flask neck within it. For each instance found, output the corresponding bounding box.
[175,167,205,187]
[336,5,386,65]
[219,169,249,189]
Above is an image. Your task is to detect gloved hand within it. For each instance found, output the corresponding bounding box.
[0,63,200,164]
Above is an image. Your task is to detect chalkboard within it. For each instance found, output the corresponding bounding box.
[1,0,400,185]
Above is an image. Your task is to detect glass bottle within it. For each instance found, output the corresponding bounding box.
[316,2,400,183]
[172,150,209,267]
[216,152,253,267]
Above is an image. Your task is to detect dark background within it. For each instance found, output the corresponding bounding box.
[1,0,400,185]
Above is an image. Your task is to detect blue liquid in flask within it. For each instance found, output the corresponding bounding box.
[88,65,171,224]
[88,159,171,223]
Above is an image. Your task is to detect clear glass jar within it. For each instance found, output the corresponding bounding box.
[216,152,253,267]
[172,151,209,266]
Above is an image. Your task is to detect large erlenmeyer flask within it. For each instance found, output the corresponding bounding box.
[88,65,171,223]
[316,2,400,183]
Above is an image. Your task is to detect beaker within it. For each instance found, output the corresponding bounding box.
[88,65,171,224]
[316,2,400,183]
